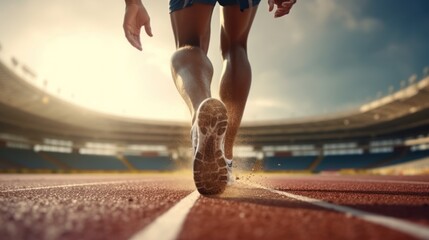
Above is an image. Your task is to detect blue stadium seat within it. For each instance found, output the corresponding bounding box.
[47,152,127,170]
[126,155,174,170]
[264,156,315,171]
[0,148,57,169]
[0,159,13,170]
[316,153,393,171]
[381,149,429,167]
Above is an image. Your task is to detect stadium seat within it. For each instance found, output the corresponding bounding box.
[125,155,174,171]
[263,156,316,171]
[315,153,394,171]
[381,149,429,167]
[46,152,127,170]
[0,148,57,170]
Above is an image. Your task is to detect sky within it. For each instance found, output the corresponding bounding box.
[0,0,428,122]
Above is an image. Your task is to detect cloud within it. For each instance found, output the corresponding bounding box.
[424,66,429,77]
[251,98,285,108]
[341,12,382,32]
[1,0,426,123]
[305,0,382,32]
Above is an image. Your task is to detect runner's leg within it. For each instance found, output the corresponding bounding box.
[219,5,258,159]
[170,4,215,123]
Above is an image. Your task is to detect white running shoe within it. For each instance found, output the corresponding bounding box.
[190,124,198,155]
[192,98,229,195]
[225,158,235,185]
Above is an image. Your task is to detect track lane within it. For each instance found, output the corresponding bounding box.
[262,175,429,226]
[130,190,200,240]
[1,174,428,240]
[257,174,429,185]
[0,174,172,191]
[177,183,414,240]
[0,175,195,240]
[246,181,429,240]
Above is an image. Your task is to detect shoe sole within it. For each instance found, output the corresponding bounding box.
[193,99,228,195]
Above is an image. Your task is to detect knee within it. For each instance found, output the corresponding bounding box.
[221,43,248,60]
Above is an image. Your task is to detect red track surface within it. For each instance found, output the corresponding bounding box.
[0,173,428,240]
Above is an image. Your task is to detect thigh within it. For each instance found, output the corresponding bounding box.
[169,0,217,12]
[170,3,215,53]
[220,4,258,49]
[220,0,261,11]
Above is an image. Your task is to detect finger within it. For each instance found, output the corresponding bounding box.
[275,8,290,18]
[281,2,294,8]
[144,22,153,37]
[277,6,292,12]
[282,0,296,5]
[268,0,275,12]
[134,33,142,50]
[281,0,296,10]
[127,32,141,51]
[275,10,290,17]
[124,28,142,51]
[128,34,142,51]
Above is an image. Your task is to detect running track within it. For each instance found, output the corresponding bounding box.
[0,173,428,240]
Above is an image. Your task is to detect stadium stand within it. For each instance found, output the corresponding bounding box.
[264,156,316,171]
[1,146,428,173]
[315,153,394,171]
[125,155,174,171]
[0,148,57,170]
[38,151,71,170]
[380,149,429,167]
[1,50,429,174]
[0,158,14,170]
[46,152,127,171]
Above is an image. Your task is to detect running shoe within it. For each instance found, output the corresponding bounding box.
[192,98,229,195]
[225,158,235,185]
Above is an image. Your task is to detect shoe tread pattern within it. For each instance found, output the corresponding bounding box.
[193,99,228,195]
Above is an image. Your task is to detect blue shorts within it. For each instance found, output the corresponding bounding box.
[169,0,261,13]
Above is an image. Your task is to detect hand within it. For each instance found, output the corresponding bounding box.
[268,0,297,18]
[123,2,153,51]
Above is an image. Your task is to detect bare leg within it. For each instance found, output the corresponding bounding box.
[219,5,258,159]
[171,4,233,194]
[170,4,215,123]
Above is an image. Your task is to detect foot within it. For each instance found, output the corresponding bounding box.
[192,98,229,195]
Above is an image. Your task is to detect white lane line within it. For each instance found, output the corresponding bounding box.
[0,180,151,193]
[273,176,429,185]
[245,182,429,240]
[335,178,429,185]
[130,190,200,240]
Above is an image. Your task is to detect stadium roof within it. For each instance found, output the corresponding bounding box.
[1,52,428,148]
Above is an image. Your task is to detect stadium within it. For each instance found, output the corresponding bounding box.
[1,45,429,239]
[1,1,429,239]
[1,50,429,175]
